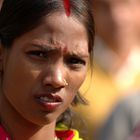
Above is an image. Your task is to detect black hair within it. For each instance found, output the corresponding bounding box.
[0,0,95,126]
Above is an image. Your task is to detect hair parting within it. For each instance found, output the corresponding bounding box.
[63,0,71,16]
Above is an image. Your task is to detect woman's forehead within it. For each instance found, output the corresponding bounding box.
[43,12,86,32]
[40,13,88,47]
[29,35,88,57]
[11,12,89,56]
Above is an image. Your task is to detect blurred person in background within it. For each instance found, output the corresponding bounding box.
[93,0,140,91]
[97,89,140,140]
[92,0,140,140]
[74,0,140,139]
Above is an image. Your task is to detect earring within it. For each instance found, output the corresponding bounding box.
[63,79,68,86]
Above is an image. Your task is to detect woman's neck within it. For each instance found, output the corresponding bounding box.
[0,94,56,140]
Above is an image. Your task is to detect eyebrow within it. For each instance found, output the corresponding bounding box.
[68,51,89,58]
[31,43,57,51]
[30,42,89,58]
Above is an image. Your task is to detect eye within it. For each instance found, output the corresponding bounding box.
[66,56,86,69]
[26,50,48,59]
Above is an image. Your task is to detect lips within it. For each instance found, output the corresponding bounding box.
[35,93,63,111]
[38,94,62,103]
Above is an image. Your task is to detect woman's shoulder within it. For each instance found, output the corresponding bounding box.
[55,123,83,140]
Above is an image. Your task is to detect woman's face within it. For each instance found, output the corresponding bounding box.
[0,13,89,125]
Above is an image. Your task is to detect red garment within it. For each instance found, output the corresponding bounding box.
[56,129,74,140]
[0,125,77,140]
[0,126,10,140]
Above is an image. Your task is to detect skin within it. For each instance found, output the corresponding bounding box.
[0,12,89,140]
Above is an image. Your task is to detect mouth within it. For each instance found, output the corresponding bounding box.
[39,94,63,103]
[35,94,63,111]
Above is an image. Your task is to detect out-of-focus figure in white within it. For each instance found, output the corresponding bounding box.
[92,0,140,139]
[73,0,140,139]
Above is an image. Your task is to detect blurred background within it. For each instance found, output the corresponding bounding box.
[74,0,140,140]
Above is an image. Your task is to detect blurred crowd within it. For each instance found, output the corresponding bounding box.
[74,0,140,140]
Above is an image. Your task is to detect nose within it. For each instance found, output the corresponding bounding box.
[42,64,68,89]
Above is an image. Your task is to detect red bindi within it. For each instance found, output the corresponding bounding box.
[63,0,71,17]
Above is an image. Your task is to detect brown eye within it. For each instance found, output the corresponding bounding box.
[66,56,86,69]
[27,50,48,58]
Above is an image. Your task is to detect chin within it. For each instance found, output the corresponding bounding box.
[23,114,57,127]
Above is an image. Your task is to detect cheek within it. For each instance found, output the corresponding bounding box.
[2,57,39,104]
[62,73,86,108]
[68,71,87,96]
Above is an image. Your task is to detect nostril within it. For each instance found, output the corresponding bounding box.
[42,76,68,88]
[42,84,64,93]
